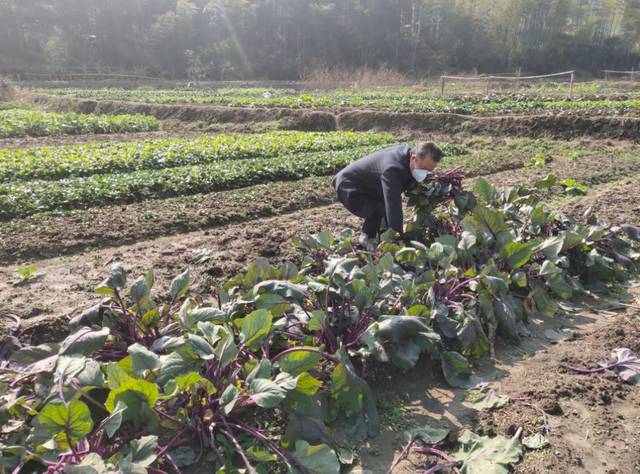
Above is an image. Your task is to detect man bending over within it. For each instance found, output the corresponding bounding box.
[331,142,443,246]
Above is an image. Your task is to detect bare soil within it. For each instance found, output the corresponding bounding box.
[0,177,336,265]
[0,203,359,341]
[559,177,640,226]
[2,152,637,266]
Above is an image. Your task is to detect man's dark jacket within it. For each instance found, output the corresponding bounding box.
[331,144,415,234]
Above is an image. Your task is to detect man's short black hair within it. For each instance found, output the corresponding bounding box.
[416,142,443,162]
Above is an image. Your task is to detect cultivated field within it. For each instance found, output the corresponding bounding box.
[0,85,639,474]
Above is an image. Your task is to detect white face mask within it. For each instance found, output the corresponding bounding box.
[411,168,430,182]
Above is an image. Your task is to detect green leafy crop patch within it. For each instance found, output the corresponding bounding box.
[33,87,640,116]
[0,109,159,138]
[0,131,392,182]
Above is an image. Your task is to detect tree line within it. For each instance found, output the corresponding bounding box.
[1,0,640,80]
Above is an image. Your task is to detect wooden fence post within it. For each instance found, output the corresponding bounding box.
[569,71,575,98]
[440,76,445,96]
[515,67,521,93]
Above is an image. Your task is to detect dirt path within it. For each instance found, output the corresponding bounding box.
[359,298,640,474]
[0,204,359,340]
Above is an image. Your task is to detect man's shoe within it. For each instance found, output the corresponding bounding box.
[358,233,379,251]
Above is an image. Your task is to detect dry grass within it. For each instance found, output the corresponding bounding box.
[301,66,411,90]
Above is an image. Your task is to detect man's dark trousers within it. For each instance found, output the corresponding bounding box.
[335,188,387,238]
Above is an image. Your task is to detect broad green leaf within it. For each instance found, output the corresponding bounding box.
[54,355,87,387]
[169,446,199,468]
[103,401,127,438]
[308,310,326,331]
[215,334,239,369]
[247,446,278,463]
[468,388,509,410]
[128,435,159,467]
[474,206,507,236]
[59,327,109,356]
[128,343,161,376]
[74,359,105,387]
[197,321,224,344]
[473,178,495,202]
[185,334,215,360]
[454,191,477,213]
[220,385,240,415]
[457,314,492,359]
[100,263,127,290]
[295,372,322,396]
[106,362,133,390]
[441,351,473,388]
[185,307,227,327]
[539,260,561,277]
[63,453,108,473]
[249,378,288,408]
[511,271,527,288]
[174,371,212,392]
[365,316,441,370]
[255,293,291,316]
[151,335,184,352]
[140,308,161,328]
[246,359,273,384]
[275,372,300,391]
[454,430,523,474]
[292,441,340,474]
[157,351,198,387]
[493,298,520,340]
[130,276,151,310]
[522,433,549,450]
[105,378,159,428]
[458,231,477,252]
[332,350,380,438]
[254,280,307,302]
[500,242,533,270]
[240,309,273,350]
[405,425,449,445]
[534,174,557,189]
[39,400,93,440]
[529,285,559,317]
[9,343,59,373]
[276,348,322,376]
[428,243,445,262]
[547,274,572,299]
[170,270,190,302]
[535,236,564,263]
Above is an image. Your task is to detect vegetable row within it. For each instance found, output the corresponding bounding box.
[0,131,392,182]
[0,109,160,138]
[33,87,640,115]
[0,143,533,220]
